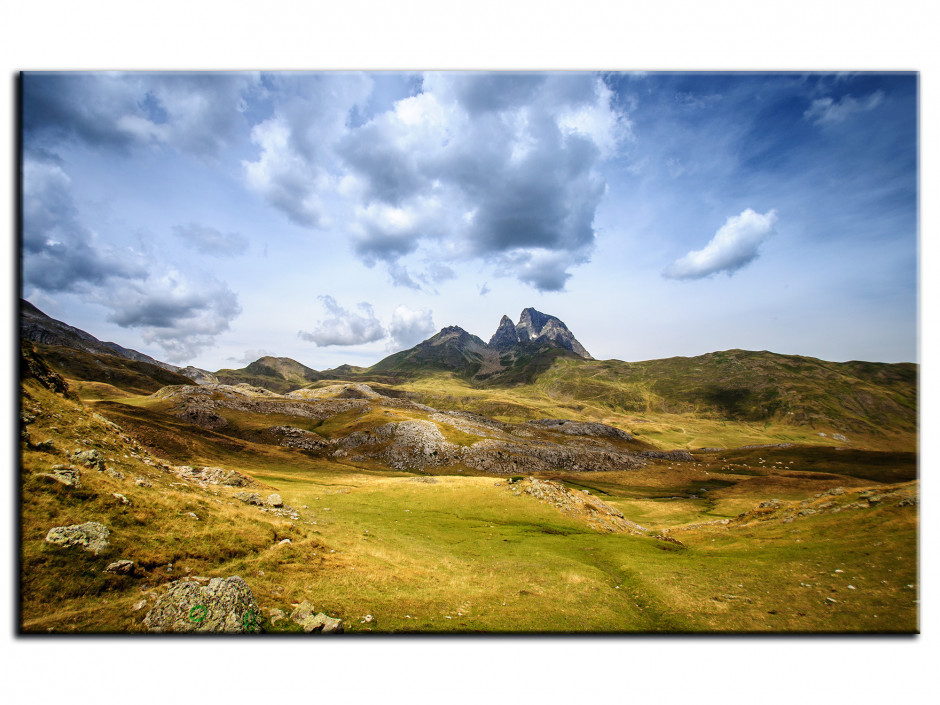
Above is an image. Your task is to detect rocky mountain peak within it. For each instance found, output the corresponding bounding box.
[512,308,593,360]
[489,315,521,350]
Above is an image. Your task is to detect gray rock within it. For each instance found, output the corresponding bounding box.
[135,478,153,488]
[104,559,135,575]
[45,522,110,555]
[234,491,264,506]
[143,576,262,633]
[299,613,344,634]
[290,600,315,623]
[268,608,287,625]
[267,493,284,508]
[38,464,82,488]
[72,449,105,471]
[277,538,292,546]
[112,493,130,504]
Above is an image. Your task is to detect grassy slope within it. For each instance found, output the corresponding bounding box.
[370,351,915,452]
[21,345,918,633]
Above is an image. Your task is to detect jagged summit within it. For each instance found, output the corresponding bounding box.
[373,307,592,380]
[493,308,593,360]
[489,315,521,350]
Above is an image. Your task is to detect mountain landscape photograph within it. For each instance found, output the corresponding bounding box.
[18,67,919,638]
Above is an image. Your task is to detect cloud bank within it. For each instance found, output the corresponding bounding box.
[664,208,778,280]
[243,72,630,291]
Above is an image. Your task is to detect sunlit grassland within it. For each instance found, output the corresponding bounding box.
[22,364,918,634]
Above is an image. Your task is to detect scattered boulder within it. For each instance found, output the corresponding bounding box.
[234,492,264,506]
[38,464,82,488]
[45,522,110,555]
[112,493,130,504]
[300,613,344,634]
[72,449,105,471]
[104,559,135,575]
[135,478,153,488]
[143,576,262,633]
[266,494,283,508]
[289,602,344,633]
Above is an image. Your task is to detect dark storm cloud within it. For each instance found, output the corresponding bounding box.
[22,157,146,292]
[23,72,260,160]
[101,276,242,362]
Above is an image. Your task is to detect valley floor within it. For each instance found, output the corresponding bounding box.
[19,374,918,634]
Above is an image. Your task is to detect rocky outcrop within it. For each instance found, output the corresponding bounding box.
[38,464,82,488]
[526,419,632,442]
[508,477,648,534]
[638,450,695,462]
[21,343,70,396]
[143,576,262,633]
[264,425,328,450]
[172,465,253,487]
[45,522,110,555]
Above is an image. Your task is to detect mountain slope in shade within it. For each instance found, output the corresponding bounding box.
[20,300,216,387]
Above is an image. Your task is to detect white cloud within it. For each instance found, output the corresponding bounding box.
[804,91,885,125]
[664,208,778,280]
[298,296,386,347]
[241,72,630,292]
[387,305,436,349]
[228,349,277,365]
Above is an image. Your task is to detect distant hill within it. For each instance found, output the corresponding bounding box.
[521,350,917,444]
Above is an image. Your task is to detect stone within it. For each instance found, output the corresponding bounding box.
[234,492,264,506]
[290,600,315,623]
[135,478,153,488]
[104,559,135,575]
[186,512,199,520]
[38,464,82,488]
[277,538,292,546]
[112,493,130,504]
[268,608,287,625]
[72,449,105,471]
[45,522,110,555]
[266,493,284,508]
[143,576,262,633]
[299,613,344,634]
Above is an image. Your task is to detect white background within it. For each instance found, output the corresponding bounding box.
[2,1,936,703]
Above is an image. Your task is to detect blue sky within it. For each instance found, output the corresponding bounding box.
[20,70,918,369]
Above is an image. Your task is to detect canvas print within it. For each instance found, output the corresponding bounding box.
[19,71,918,633]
